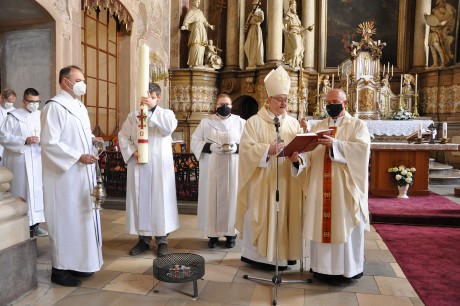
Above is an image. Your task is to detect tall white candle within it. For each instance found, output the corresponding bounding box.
[391,65,393,77]
[137,44,150,164]
[383,64,385,75]
[415,74,418,93]
[443,122,447,139]
[332,74,334,88]
[317,74,320,94]
[337,65,340,77]
[418,123,422,139]
[346,74,349,97]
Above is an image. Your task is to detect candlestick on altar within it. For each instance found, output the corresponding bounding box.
[332,74,334,88]
[137,44,150,164]
[442,122,448,139]
[415,74,418,93]
[391,65,393,77]
[314,74,320,117]
[346,74,349,97]
[418,123,423,139]
[400,74,403,94]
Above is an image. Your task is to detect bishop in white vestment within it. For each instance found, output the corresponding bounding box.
[191,94,245,248]
[236,66,303,270]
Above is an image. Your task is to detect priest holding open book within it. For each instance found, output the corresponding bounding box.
[296,89,371,283]
[236,66,303,270]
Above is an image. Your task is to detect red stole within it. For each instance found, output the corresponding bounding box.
[321,126,337,243]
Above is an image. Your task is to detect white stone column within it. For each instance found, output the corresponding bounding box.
[239,4,246,69]
[225,0,240,69]
[413,0,432,68]
[266,0,283,63]
[302,0,316,70]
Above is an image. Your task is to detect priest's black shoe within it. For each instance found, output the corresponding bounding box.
[157,243,168,257]
[225,235,236,248]
[208,237,219,248]
[129,240,150,256]
[51,268,81,287]
[69,270,94,277]
[241,256,288,271]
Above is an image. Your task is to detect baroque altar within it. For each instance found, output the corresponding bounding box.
[315,21,420,120]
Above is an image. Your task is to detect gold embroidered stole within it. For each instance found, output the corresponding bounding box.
[321,126,337,243]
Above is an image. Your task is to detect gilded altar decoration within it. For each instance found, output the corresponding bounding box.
[83,0,133,34]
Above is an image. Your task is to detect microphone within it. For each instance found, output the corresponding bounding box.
[274,116,280,129]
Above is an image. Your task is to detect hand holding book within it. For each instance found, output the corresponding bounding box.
[277,129,334,157]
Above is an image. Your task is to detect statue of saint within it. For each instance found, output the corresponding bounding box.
[424,0,456,67]
[282,0,313,68]
[244,0,264,69]
[205,40,223,70]
[181,0,215,68]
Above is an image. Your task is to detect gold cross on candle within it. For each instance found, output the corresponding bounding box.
[137,108,147,129]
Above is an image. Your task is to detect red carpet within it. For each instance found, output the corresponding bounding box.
[368,192,460,226]
[374,224,460,306]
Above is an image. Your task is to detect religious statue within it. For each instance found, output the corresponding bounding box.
[321,75,332,95]
[180,0,215,68]
[244,0,264,69]
[282,0,313,68]
[424,0,456,67]
[205,39,223,70]
[402,74,414,94]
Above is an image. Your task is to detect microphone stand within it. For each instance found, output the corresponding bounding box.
[243,116,312,306]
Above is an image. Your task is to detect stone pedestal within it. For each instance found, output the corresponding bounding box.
[0,167,37,305]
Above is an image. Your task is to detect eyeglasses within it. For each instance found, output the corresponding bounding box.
[271,96,288,103]
[24,100,41,104]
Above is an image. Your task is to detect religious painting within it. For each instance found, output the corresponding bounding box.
[321,0,401,70]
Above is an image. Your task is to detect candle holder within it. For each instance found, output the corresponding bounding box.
[413,93,419,117]
[440,138,448,144]
[415,138,423,144]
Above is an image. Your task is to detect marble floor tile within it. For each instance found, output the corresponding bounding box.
[364,261,396,277]
[356,292,414,306]
[103,272,157,295]
[376,239,389,250]
[202,263,239,282]
[364,240,381,250]
[374,276,418,298]
[148,278,208,299]
[198,281,254,304]
[303,289,359,306]
[364,249,396,263]
[103,256,153,274]
[10,282,77,306]
[390,263,407,278]
[80,269,122,289]
[328,276,380,295]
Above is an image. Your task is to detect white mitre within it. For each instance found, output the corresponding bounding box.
[264,65,291,97]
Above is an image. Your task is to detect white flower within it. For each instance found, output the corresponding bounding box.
[410,167,416,172]
[405,177,412,183]
[387,168,392,172]
[407,172,413,177]
[401,170,407,175]
[393,167,399,172]
[395,174,402,180]
[399,166,405,171]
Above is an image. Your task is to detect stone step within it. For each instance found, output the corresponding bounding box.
[429,169,460,185]
[429,161,454,176]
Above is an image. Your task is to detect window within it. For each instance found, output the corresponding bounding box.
[81,8,119,138]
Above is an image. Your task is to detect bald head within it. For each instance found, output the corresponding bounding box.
[325,89,348,118]
[326,89,347,102]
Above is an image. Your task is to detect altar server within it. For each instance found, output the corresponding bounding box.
[191,94,245,248]
[0,88,47,237]
[119,83,179,257]
[236,66,303,270]
[0,88,17,166]
[41,66,103,287]
[297,88,370,283]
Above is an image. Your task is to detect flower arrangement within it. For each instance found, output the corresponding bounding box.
[390,107,413,120]
[388,165,416,186]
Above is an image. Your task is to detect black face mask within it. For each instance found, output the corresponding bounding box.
[216,105,232,117]
[326,103,343,118]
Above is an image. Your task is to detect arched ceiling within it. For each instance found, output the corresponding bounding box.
[0,0,52,30]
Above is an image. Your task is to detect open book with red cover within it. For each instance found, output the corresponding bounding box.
[277,129,334,157]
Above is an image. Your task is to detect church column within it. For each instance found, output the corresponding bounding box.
[413,0,432,68]
[302,0,316,70]
[266,1,283,64]
[225,0,240,70]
